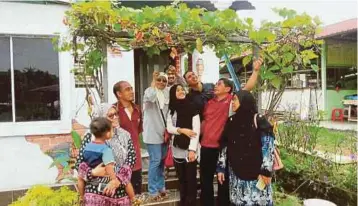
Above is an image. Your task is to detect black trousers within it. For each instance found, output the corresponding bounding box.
[218,167,230,206]
[174,158,198,206]
[131,169,142,194]
[200,147,230,206]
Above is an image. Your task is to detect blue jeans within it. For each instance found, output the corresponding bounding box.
[146,143,167,196]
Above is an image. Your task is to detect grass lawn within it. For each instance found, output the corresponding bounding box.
[315,127,356,155]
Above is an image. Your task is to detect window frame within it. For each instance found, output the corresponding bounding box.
[0,34,72,136]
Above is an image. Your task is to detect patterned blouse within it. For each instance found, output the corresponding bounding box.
[75,128,136,205]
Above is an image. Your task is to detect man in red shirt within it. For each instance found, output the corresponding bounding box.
[200,58,263,206]
[200,78,233,206]
[113,81,143,194]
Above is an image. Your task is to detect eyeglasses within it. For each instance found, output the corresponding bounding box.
[186,73,196,79]
[107,113,118,119]
[156,78,167,83]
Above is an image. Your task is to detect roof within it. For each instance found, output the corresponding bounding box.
[6,0,70,5]
[316,18,357,39]
[115,0,255,11]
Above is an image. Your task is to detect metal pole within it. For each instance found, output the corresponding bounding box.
[223,53,240,91]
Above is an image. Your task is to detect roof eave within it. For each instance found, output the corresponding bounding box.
[316,28,357,40]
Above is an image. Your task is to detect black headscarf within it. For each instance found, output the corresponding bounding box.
[169,84,198,149]
[233,89,258,122]
[169,84,197,117]
[220,90,258,149]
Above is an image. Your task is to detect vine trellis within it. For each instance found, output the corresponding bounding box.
[57,1,323,117]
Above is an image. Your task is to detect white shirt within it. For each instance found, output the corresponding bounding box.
[166,112,201,161]
[124,108,132,120]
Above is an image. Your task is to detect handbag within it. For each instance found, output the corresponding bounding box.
[273,147,284,171]
[254,114,284,171]
[164,145,174,168]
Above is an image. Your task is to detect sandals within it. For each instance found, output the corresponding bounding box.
[160,190,170,199]
[131,198,142,206]
[147,190,170,203]
[148,195,164,202]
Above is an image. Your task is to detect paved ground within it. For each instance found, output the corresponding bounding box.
[319,120,357,131]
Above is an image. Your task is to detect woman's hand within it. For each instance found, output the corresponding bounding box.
[178,128,197,138]
[217,172,225,185]
[259,175,272,185]
[103,178,121,197]
[151,71,160,87]
[188,151,196,162]
[91,163,107,177]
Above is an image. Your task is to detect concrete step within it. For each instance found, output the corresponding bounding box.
[140,186,218,206]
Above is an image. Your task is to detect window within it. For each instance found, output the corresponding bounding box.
[0,36,60,122]
[327,67,357,90]
[288,71,318,88]
[0,37,12,122]
[73,50,95,88]
[74,64,95,88]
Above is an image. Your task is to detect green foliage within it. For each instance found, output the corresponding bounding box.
[277,112,357,194]
[60,2,321,66]
[10,185,78,206]
[71,130,82,149]
[59,2,322,115]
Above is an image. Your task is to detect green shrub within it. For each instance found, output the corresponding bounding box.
[10,185,78,206]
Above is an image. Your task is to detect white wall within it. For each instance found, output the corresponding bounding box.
[261,88,323,120]
[107,50,135,104]
[0,136,58,191]
[192,47,220,84]
[0,2,69,35]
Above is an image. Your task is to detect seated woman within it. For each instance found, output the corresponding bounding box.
[217,90,275,206]
[166,84,201,206]
[75,103,139,206]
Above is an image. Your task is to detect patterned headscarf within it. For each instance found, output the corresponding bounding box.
[92,103,130,167]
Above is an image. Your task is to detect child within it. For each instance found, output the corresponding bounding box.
[78,117,138,204]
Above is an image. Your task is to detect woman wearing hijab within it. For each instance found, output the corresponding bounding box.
[142,71,170,201]
[216,90,275,206]
[75,103,137,206]
[166,84,200,206]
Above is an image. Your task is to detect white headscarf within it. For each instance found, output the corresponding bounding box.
[156,72,169,109]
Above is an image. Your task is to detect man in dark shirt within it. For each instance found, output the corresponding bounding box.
[183,71,215,119]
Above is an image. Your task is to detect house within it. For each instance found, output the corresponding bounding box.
[0,0,256,193]
[318,18,357,122]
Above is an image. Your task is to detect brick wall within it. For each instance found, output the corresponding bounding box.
[25,120,88,182]
[25,120,87,153]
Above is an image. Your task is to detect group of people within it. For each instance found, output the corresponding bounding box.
[75,60,276,206]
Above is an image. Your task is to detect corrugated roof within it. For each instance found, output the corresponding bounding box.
[316,18,357,39]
